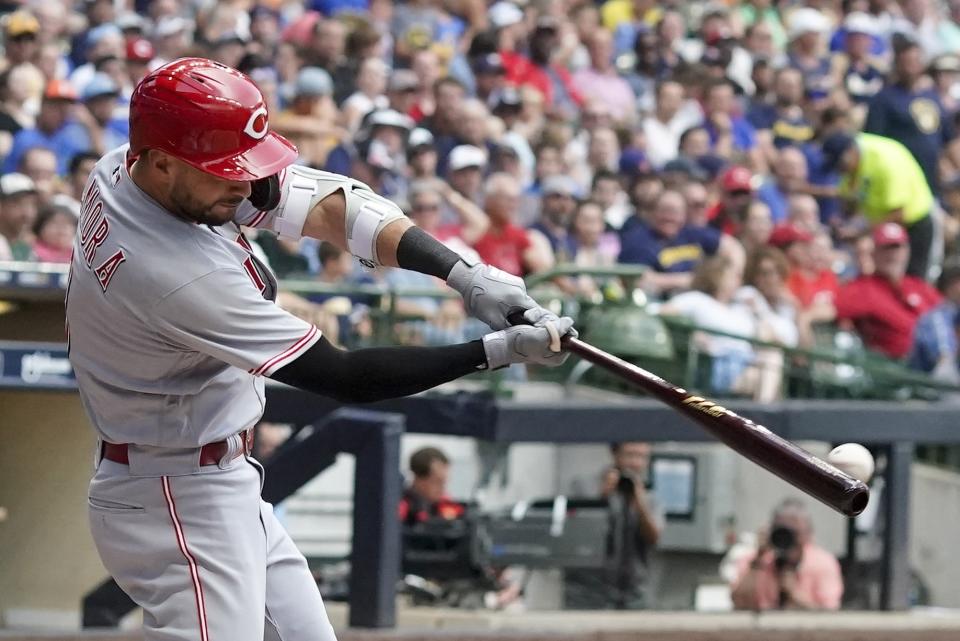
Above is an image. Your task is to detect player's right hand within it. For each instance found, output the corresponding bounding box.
[481,317,575,370]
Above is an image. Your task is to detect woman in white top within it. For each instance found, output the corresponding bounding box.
[660,255,757,395]
[340,58,390,133]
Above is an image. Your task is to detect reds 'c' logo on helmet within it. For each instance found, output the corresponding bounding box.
[243,106,269,140]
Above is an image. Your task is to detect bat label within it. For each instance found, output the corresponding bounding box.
[682,396,730,418]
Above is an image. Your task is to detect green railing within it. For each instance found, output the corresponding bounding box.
[277,264,956,402]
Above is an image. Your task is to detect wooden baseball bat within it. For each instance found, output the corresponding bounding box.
[561,335,869,516]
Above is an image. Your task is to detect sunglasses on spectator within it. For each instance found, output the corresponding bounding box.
[9,33,36,43]
[413,202,440,212]
[687,200,707,208]
[728,189,751,197]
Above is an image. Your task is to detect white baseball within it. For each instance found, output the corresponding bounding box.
[827,443,875,482]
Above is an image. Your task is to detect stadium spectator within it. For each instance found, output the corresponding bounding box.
[731,498,843,611]
[4,80,91,176]
[910,261,960,379]
[785,8,834,107]
[0,173,39,262]
[567,198,619,297]
[400,446,463,524]
[20,147,59,205]
[340,58,390,133]
[831,12,885,121]
[348,109,413,201]
[407,127,438,180]
[407,177,487,251]
[736,245,801,350]
[2,11,40,69]
[836,222,942,359]
[68,152,101,202]
[501,17,582,116]
[659,255,759,395]
[273,67,341,169]
[680,178,711,229]
[747,67,815,159]
[530,174,580,263]
[758,147,811,223]
[590,169,631,230]
[0,65,39,158]
[929,54,960,115]
[446,144,488,202]
[572,29,635,125]
[642,80,702,169]
[823,131,936,278]
[701,79,763,171]
[786,194,822,233]
[307,18,355,103]
[707,165,756,236]
[31,202,76,264]
[771,223,839,320]
[864,37,960,197]
[386,69,420,117]
[565,441,662,610]
[740,201,775,254]
[474,172,553,277]
[77,73,127,156]
[620,189,742,298]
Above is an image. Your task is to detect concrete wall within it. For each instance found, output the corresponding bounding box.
[0,392,104,628]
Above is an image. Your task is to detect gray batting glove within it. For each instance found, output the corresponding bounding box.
[447,259,558,331]
[482,316,576,370]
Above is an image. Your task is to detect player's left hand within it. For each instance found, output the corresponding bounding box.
[446,261,578,341]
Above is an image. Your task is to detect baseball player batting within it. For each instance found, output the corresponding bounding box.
[67,58,575,641]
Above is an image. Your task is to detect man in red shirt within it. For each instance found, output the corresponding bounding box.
[473,172,554,276]
[707,165,755,236]
[399,446,464,524]
[835,223,942,359]
[769,224,839,310]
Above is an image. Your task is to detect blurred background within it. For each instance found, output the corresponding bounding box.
[3,0,960,639]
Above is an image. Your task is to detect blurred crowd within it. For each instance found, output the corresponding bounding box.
[2,0,960,384]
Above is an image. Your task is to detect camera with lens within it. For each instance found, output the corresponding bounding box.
[769,525,799,570]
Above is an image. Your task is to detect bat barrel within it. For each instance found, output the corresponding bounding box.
[563,337,870,517]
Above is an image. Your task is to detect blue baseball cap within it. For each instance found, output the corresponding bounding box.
[81,73,120,102]
[821,132,857,173]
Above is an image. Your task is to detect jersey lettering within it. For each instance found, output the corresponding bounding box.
[236,233,252,252]
[94,250,127,292]
[83,217,110,266]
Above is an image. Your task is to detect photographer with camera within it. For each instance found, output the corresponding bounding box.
[565,441,663,610]
[731,498,843,611]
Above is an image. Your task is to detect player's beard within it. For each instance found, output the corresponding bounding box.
[169,189,243,226]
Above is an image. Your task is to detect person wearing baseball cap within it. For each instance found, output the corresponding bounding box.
[125,37,157,85]
[767,222,838,311]
[835,222,942,359]
[3,10,39,66]
[446,144,488,202]
[80,73,127,154]
[407,128,438,179]
[822,131,935,279]
[0,172,39,261]
[3,79,92,176]
[273,67,339,169]
[473,53,507,106]
[705,165,755,236]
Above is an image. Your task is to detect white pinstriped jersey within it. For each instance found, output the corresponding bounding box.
[66,146,320,447]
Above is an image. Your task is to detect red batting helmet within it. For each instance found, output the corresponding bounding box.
[129,57,297,181]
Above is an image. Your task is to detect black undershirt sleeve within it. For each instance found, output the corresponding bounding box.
[271,335,487,403]
[395,225,462,280]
